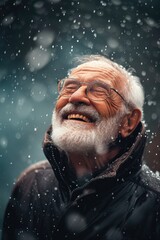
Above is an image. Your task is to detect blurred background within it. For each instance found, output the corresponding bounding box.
[0,0,160,236]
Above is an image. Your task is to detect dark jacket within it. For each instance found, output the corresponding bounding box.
[2,123,160,240]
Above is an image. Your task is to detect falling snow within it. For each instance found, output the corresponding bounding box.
[0,0,160,235]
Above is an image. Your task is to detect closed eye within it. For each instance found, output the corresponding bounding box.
[90,87,110,97]
[64,84,79,92]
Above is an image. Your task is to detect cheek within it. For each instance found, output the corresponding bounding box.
[93,100,121,118]
[55,97,68,112]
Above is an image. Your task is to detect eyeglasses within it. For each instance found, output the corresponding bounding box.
[57,78,127,103]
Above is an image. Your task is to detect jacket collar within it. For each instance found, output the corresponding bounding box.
[43,122,147,192]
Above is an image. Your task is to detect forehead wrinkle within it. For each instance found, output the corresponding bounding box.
[69,66,127,90]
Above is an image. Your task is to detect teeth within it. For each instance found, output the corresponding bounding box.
[67,114,90,122]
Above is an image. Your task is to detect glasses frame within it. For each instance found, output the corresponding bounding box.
[57,78,128,104]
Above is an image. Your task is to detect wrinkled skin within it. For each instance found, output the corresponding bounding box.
[56,64,126,119]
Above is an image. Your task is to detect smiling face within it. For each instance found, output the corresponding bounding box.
[56,62,127,119]
[51,61,128,154]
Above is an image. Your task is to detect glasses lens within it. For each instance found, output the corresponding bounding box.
[58,79,80,97]
[88,82,110,101]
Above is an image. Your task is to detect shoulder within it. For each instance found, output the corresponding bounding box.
[2,161,59,239]
[17,160,54,182]
[139,164,160,196]
[13,160,57,197]
[18,159,52,179]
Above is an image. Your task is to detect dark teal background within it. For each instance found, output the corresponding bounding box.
[0,0,160,237]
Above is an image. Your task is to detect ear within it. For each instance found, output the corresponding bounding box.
[119,109,142,138]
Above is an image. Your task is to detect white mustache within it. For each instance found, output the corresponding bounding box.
[58,103,100,122]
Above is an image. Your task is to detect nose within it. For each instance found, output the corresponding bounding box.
[68,86,90,105]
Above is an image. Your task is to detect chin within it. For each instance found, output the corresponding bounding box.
[51,111,95,152]
[51,109,121,155]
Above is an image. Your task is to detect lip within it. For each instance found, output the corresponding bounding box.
[62,111,96,123]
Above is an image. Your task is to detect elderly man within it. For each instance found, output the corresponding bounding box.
[2,55,160,240]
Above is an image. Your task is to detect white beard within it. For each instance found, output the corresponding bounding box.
[51,104,124,155]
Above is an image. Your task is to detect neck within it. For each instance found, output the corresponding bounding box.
[67,146,121,179]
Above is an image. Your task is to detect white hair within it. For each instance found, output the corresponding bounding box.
[113,64,144,114]
[71,55,145,119]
